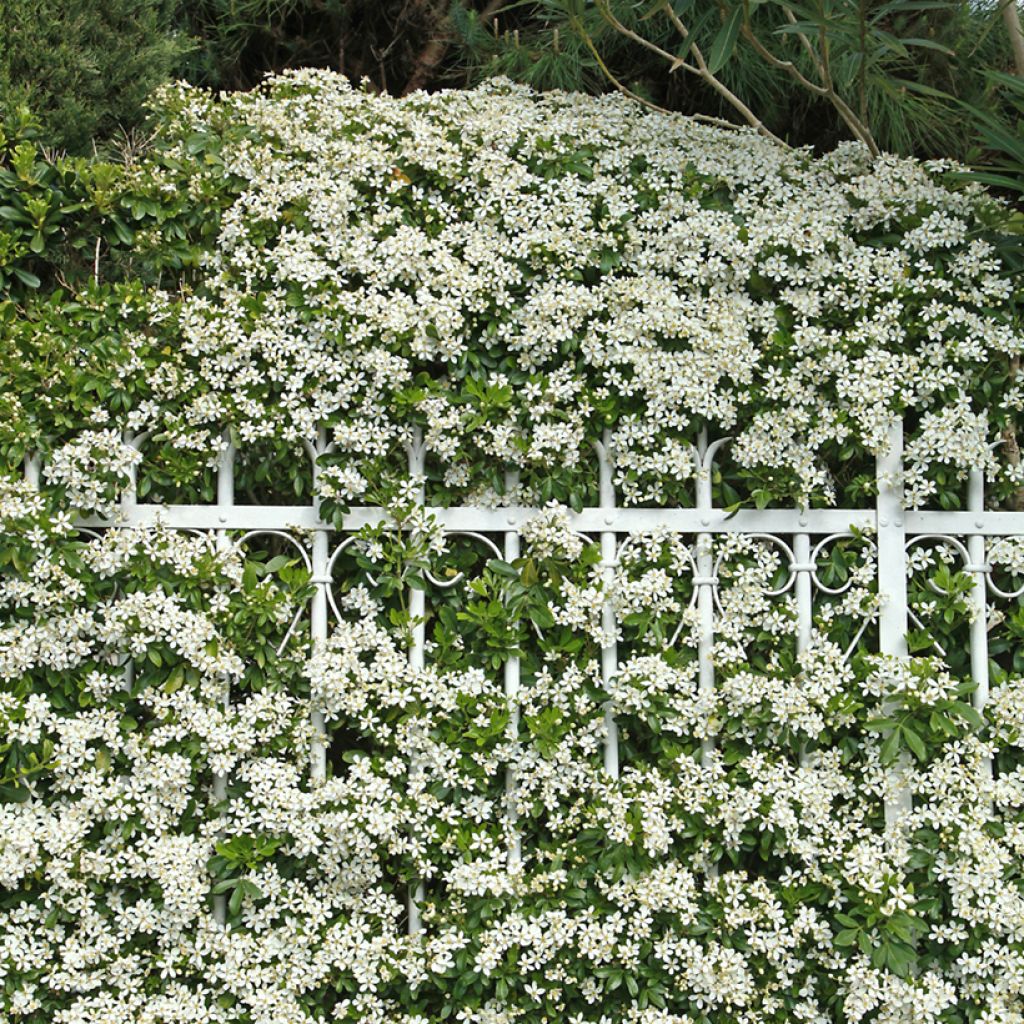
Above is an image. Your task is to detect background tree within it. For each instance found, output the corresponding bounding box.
[0,0,189,153]
[0,0,1021,163]
[452,0,1017,159]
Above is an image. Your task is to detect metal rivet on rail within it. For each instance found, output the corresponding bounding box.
[976,519,984,530]
[605,514,615,526]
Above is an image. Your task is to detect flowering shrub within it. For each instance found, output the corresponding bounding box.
[2,70,1024,1023]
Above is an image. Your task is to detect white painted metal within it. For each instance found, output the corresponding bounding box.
[212,437,235,925]
[876,421,913,825]
[694,433,722,770]
[75,503,1024,537]
[793,530,813,767]
[597,431,620,780]
[793,531,813,658]
[503,469,522,868]
[967,466,993,784]
[406,428,427,936]
[967,468,990,715]
[694,432,723,875]
[308,427,330,786]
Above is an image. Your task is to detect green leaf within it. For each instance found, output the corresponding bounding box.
[487,559,520,580]
[707,5,743,74]
[528,604,555,629]
[864,718,897,732]
[0,205,29,224]
[899,36,954,55]
[12,267,41,288]
[880,729,901,765]
[902,724,927,762]
[242,562,258,591]
[951,702,983,729]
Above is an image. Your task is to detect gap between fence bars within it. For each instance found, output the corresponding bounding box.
[31,418,1016,932]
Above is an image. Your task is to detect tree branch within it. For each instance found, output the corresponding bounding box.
[595,0,788,146]
[402,0,506,96]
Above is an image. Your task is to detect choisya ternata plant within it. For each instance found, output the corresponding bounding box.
[1,70,1024,1023]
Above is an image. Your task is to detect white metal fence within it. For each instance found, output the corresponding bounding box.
[54,418,1024,932]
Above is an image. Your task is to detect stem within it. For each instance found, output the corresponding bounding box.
[1002,0,1024,77]
[594,0,789,146]
[1004,355,1024,510]
[858,0,868,124]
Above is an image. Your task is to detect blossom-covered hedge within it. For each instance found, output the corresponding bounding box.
[2,70,1024,1024]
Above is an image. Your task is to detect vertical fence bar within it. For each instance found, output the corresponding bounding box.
[876,419,913,825]
[23,453,40,488]
[407,427,427,935]
[596,431,619,780]
[309,427,329,786]
[121,430,139,517]
[695,432,717,771]
[694,432,721,876]
[793,530,813,658]
[967,466,992,781]
[793,527,813,767]
[212,435,235,925]
[503,470,522,869]
[120,432,148,694]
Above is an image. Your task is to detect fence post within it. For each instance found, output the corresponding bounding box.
[23,453,40,488]
[212,435,235,924]
[406,427,427,935]
[876,419,913,825]
[694,431,725,876]
[596,431,619,779]
[694,432,719,771]
[967,465,992,782]
[793,523,814,767]
[309,426,330,786]
[503,469,522,868]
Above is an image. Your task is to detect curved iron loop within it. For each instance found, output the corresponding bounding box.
[905,534,975,597]
[232,530,315,654]
[423,530,503,588]
[324,535,380,619]
[809,532,876,596]
[234,530,313,572]
[688,434,734,477]
[714,532,798,599]
[984,554,1024,600]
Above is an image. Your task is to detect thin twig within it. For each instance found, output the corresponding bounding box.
[595,0,788,145]
[576,24,675,114]
[738,19,828,96]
